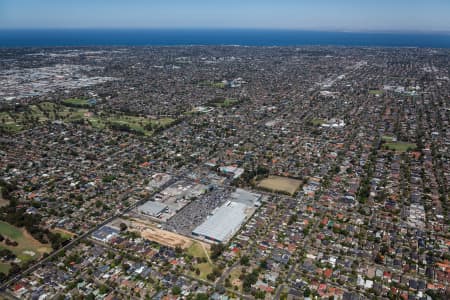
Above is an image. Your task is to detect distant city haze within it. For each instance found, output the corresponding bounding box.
[1,0,449,32]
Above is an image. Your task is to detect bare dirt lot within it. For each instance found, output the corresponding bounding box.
[130,219,194,249]
[257,175,302,195]
[0,193,9,207]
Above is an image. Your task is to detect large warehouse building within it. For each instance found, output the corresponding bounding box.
[137,201,168,218]
[192,201,248,243]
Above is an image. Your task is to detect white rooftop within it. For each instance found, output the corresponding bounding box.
[138,201,168,216]
[192,201,248,243]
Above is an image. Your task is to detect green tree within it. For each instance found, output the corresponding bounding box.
[240,255,250,266]
[172,286,181,295]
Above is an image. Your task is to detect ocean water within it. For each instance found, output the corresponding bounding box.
[0,29,449,48]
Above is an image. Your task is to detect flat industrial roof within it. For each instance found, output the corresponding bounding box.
[138,201,168,216]
[192,201,248,243]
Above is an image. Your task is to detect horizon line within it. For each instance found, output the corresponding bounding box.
[1,27,450,35]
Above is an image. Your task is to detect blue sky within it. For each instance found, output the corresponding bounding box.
[0,0,449,31]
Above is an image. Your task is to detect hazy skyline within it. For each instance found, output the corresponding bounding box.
[1,0,450,32]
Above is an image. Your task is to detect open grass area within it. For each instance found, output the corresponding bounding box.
[108,116,150,135]
[199,81,226,89]
[257,175,302,196]
[0,221,23,239]
[0,123,23,133]
[195,262,214,280]
[229,267,243,291]
[206,98,239,108]
[369,90,384,96]
[0,263,11,274]
[153,117,175,127]
[212,82,226,88]
[187,241,209,259]
[187,241,214,280]
[384,141,417,152]
[220,98,239,107]
[0,112,23,133]
[106,115,175,136]
[51,228,74,240]
[382,135,394,142]
[0,101,175,136]
[0,221,52,273]
[0,102,86,133]
[310,118,325,126]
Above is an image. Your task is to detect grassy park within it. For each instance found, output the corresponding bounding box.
[199,80,226,89]
[206,98,239,108]
[0,101,88,133]
[0,263,11,274]
[0,111,24,133]
[229,267,244,291]
[369,89,384,96]
[0,221,52,273]
[381,136,417,152]
[382,135,394,142]
[187,241,215,280]
[107,115,174,135]
[384,141,417,152]
[195,262,214,280]
[0,100,175,136]
[310,118,325,126]
[51,228,75,241]
[220,98,239,107]
[187,241,209,259]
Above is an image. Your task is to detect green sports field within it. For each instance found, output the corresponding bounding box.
[384,141,417,152]
[0,221,52,274]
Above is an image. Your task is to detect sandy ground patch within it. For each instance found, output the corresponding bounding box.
[20,229,52,255]
[257,175,302,195]
[0,198,9,207]
[130,220,193,249]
